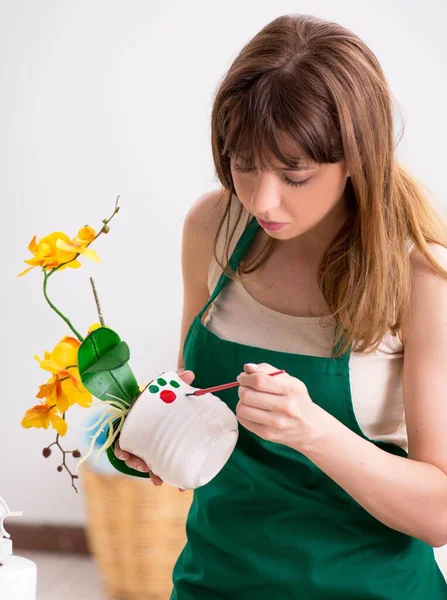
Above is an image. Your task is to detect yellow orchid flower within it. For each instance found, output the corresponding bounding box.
[34,336,92,412]
[34,336,80,374]
[88,322,103,334]
[36,371,91,413]
[56,226,100,263]
[21,401,67,436]
[18,232,82,277]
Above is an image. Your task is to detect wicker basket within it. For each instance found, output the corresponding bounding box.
[81,463,193,600]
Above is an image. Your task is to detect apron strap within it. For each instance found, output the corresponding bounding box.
[198,214,353,364]
[198,216,259,320]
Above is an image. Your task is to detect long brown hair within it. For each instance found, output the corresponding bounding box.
[209,13,447,357]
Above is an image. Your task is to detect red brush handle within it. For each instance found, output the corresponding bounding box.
[190,369,285,396]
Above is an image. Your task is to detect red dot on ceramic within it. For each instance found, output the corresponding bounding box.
[160,390,176,404]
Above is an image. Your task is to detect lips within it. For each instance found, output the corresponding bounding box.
[256,217,286,231]
[257,217,284,225]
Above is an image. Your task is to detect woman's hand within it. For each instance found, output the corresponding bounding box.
[114,369,196,491]
[235,362,317,451]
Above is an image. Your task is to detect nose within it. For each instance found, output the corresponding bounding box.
[249,172,282,219]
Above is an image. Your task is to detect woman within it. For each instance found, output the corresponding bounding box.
[115,13,447,598]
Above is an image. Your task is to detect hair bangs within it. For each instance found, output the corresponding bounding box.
[220,73,342,171]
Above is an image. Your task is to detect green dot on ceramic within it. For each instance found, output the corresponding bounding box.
[170,380,180,388]
[157,377,167,386]
[149,385,159,393]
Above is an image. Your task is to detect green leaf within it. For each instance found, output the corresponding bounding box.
[83,341,130,373]
[105,419,150,479]
[78,327,139,405]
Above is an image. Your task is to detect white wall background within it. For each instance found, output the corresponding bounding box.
[1,0,446,533]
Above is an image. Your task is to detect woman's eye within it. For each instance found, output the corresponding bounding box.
[233,164,311,188]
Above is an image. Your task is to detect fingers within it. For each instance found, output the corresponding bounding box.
[236,400,273,425]
[244,362,273,373]
[149,471,164,486]
[113,441,187,489]
[237,365,287,396]
[178,369,195,385]
[114,440,163,484]
[244,362,283,376]
[114,440,130,461]
[114,440,148,471]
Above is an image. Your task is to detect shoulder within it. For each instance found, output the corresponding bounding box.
[183,189,249,292]
[183,188,228,233]
[184,187,247,240]
[181,188,231,293]
[409,241,447,272]
[182,188,229,259]
[401,242,447,349]
[408,242,447,317]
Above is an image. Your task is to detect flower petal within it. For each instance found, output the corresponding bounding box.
[55,239,80,253]
[76,226,96,244]
[17,266,36,277]
[34,355,62,374]
[60,260,82,270]
[49,413,67,436]
[37,380,56,398]
[78,247,101,263]
[51,337,80,368]
[56,388,71,413]
[61,378,92,408]
[28,236,38,253]
[21,405,50,430]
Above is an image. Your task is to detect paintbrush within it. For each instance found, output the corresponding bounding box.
[184,369,285,397]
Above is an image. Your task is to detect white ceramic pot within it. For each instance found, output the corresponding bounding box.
[118,371,239,489]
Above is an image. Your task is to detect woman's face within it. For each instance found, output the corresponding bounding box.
[229,142,351,249]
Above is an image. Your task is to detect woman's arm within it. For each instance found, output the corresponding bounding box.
[299,243,447,547]
[177,188,227,370]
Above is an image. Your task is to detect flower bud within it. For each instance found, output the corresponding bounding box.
[72,450,81,458]
[102,224,110,234]
[57,465,63,472]
[42,447,52,458]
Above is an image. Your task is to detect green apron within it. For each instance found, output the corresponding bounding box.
[171,216,447,599]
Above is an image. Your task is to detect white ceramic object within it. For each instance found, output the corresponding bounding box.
[0,496,37,600]
[118,371,239,489]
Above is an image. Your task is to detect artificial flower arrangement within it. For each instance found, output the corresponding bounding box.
[18,197,137,492]
[18,197,240,492]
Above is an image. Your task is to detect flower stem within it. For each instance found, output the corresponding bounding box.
[89,277,105,326]
[46,195,121,278]
[43,272,84,342]
[41,197,121,343]
[46,418,80,493]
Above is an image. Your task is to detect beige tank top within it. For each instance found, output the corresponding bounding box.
[204,194,414,452]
